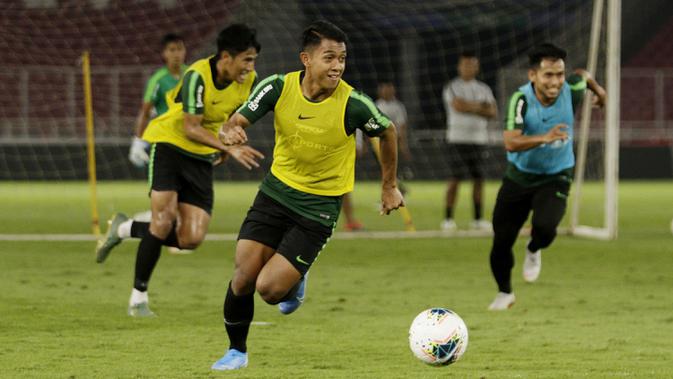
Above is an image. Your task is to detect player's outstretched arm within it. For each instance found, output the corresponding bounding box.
[221,145,264,170]
[503,124,568,152]
[378,124,405,215]
[213,113,263,169]
[183,113,231,151]
[574,69,607,108]
[219,112,250,145]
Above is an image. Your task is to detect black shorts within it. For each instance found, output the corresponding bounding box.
[447,143,488,179]
[149,143,214,214]
[238,191,334,276]
[492,177,570,236]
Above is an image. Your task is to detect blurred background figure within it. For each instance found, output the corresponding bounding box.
[342,81,412,232]
[129,33,187,169]
[441,51,497,232]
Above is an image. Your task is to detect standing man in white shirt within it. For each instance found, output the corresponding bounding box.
[441,52,497,231]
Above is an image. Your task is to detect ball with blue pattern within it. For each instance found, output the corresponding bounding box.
[408,307,469,366]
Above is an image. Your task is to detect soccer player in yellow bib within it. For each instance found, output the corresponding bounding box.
[211,20,405,371]
[95,24,264,317]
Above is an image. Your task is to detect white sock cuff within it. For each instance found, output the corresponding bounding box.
[130,288,148,305]
[117,219,133,239]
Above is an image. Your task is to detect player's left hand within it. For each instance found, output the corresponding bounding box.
[219,124,248,145]
[222,145,264,170]
[380,186,405,215]
[592,89,607,108]
[128,136,150,168]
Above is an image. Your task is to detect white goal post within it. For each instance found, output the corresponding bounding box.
[569,0,620,240]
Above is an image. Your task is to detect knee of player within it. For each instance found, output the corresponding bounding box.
[532,222,557,238]
[230,273,256,296]
[151,210,177,228]
[177,233,204,250]
[149,218,175,238]
[255,281,283,305]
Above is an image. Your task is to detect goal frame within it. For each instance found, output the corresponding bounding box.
[569,0,620,240]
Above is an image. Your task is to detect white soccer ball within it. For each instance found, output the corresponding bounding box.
[408,308,468,366]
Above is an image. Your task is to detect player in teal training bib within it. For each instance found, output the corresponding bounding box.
[487,43,607,311]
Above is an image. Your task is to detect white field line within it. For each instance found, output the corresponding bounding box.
[0,228,580,242]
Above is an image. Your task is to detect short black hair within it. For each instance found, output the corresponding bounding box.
[160,33,183,50]
[302,20,348,51]
[216,24,261,57]
[528,43,567,68]
[459,50,477,59]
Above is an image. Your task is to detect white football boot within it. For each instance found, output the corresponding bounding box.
[488,292,516,311]
[522,244,542,283]
[440,218,458,232]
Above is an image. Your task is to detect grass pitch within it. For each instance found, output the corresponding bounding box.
[0,180,671,378]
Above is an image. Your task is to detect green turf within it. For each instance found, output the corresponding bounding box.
[0,181,671,378]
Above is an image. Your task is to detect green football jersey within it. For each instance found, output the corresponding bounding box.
[143,65,188,116]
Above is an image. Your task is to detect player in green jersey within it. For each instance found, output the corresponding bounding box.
[129,33,188,168]
[96,25,264,318]
[212,20,404,371]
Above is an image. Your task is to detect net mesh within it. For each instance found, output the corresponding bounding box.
[1,0,617,232]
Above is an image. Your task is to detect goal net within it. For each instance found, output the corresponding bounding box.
[0,0,618,237]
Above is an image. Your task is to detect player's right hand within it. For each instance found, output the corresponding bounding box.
[222,145,264,170]
[128,136,150,168]
[380,186,405,215]
[219,124,248,145]
[545,124,568,143]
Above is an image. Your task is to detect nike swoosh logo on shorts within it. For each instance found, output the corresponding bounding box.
[296,255,310,265]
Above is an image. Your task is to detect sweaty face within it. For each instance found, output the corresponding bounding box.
[457,57,479,80]
[162,41,186,68]
[304,39,347,90]
[529,58,566,103]
[223,47,258,84]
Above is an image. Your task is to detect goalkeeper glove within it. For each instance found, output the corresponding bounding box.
[128,137,150,168]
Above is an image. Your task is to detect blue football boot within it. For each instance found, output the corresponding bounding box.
[211,349,248,371]
[278,273,308,315]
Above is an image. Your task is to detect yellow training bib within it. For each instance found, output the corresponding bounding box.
[271,71,355,196]
[143,57,255,157]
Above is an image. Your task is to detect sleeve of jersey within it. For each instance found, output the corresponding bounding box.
[399,103,408,125]
[485,85,496,103]
[567,74,588,112]
[181,71,206,115]
[237,74,284,124]
[347,91,392,137]
[442,84,454,105]
[143,72,162,104]
[504,91,527,131]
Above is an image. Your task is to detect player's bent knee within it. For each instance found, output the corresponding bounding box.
[532,224,557,247]
[255,281,285,305]
[176,233,205,250]
[150,213,177,237]
[257,288,283,305]
[179,241,200,250]
[259,292,283,305]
